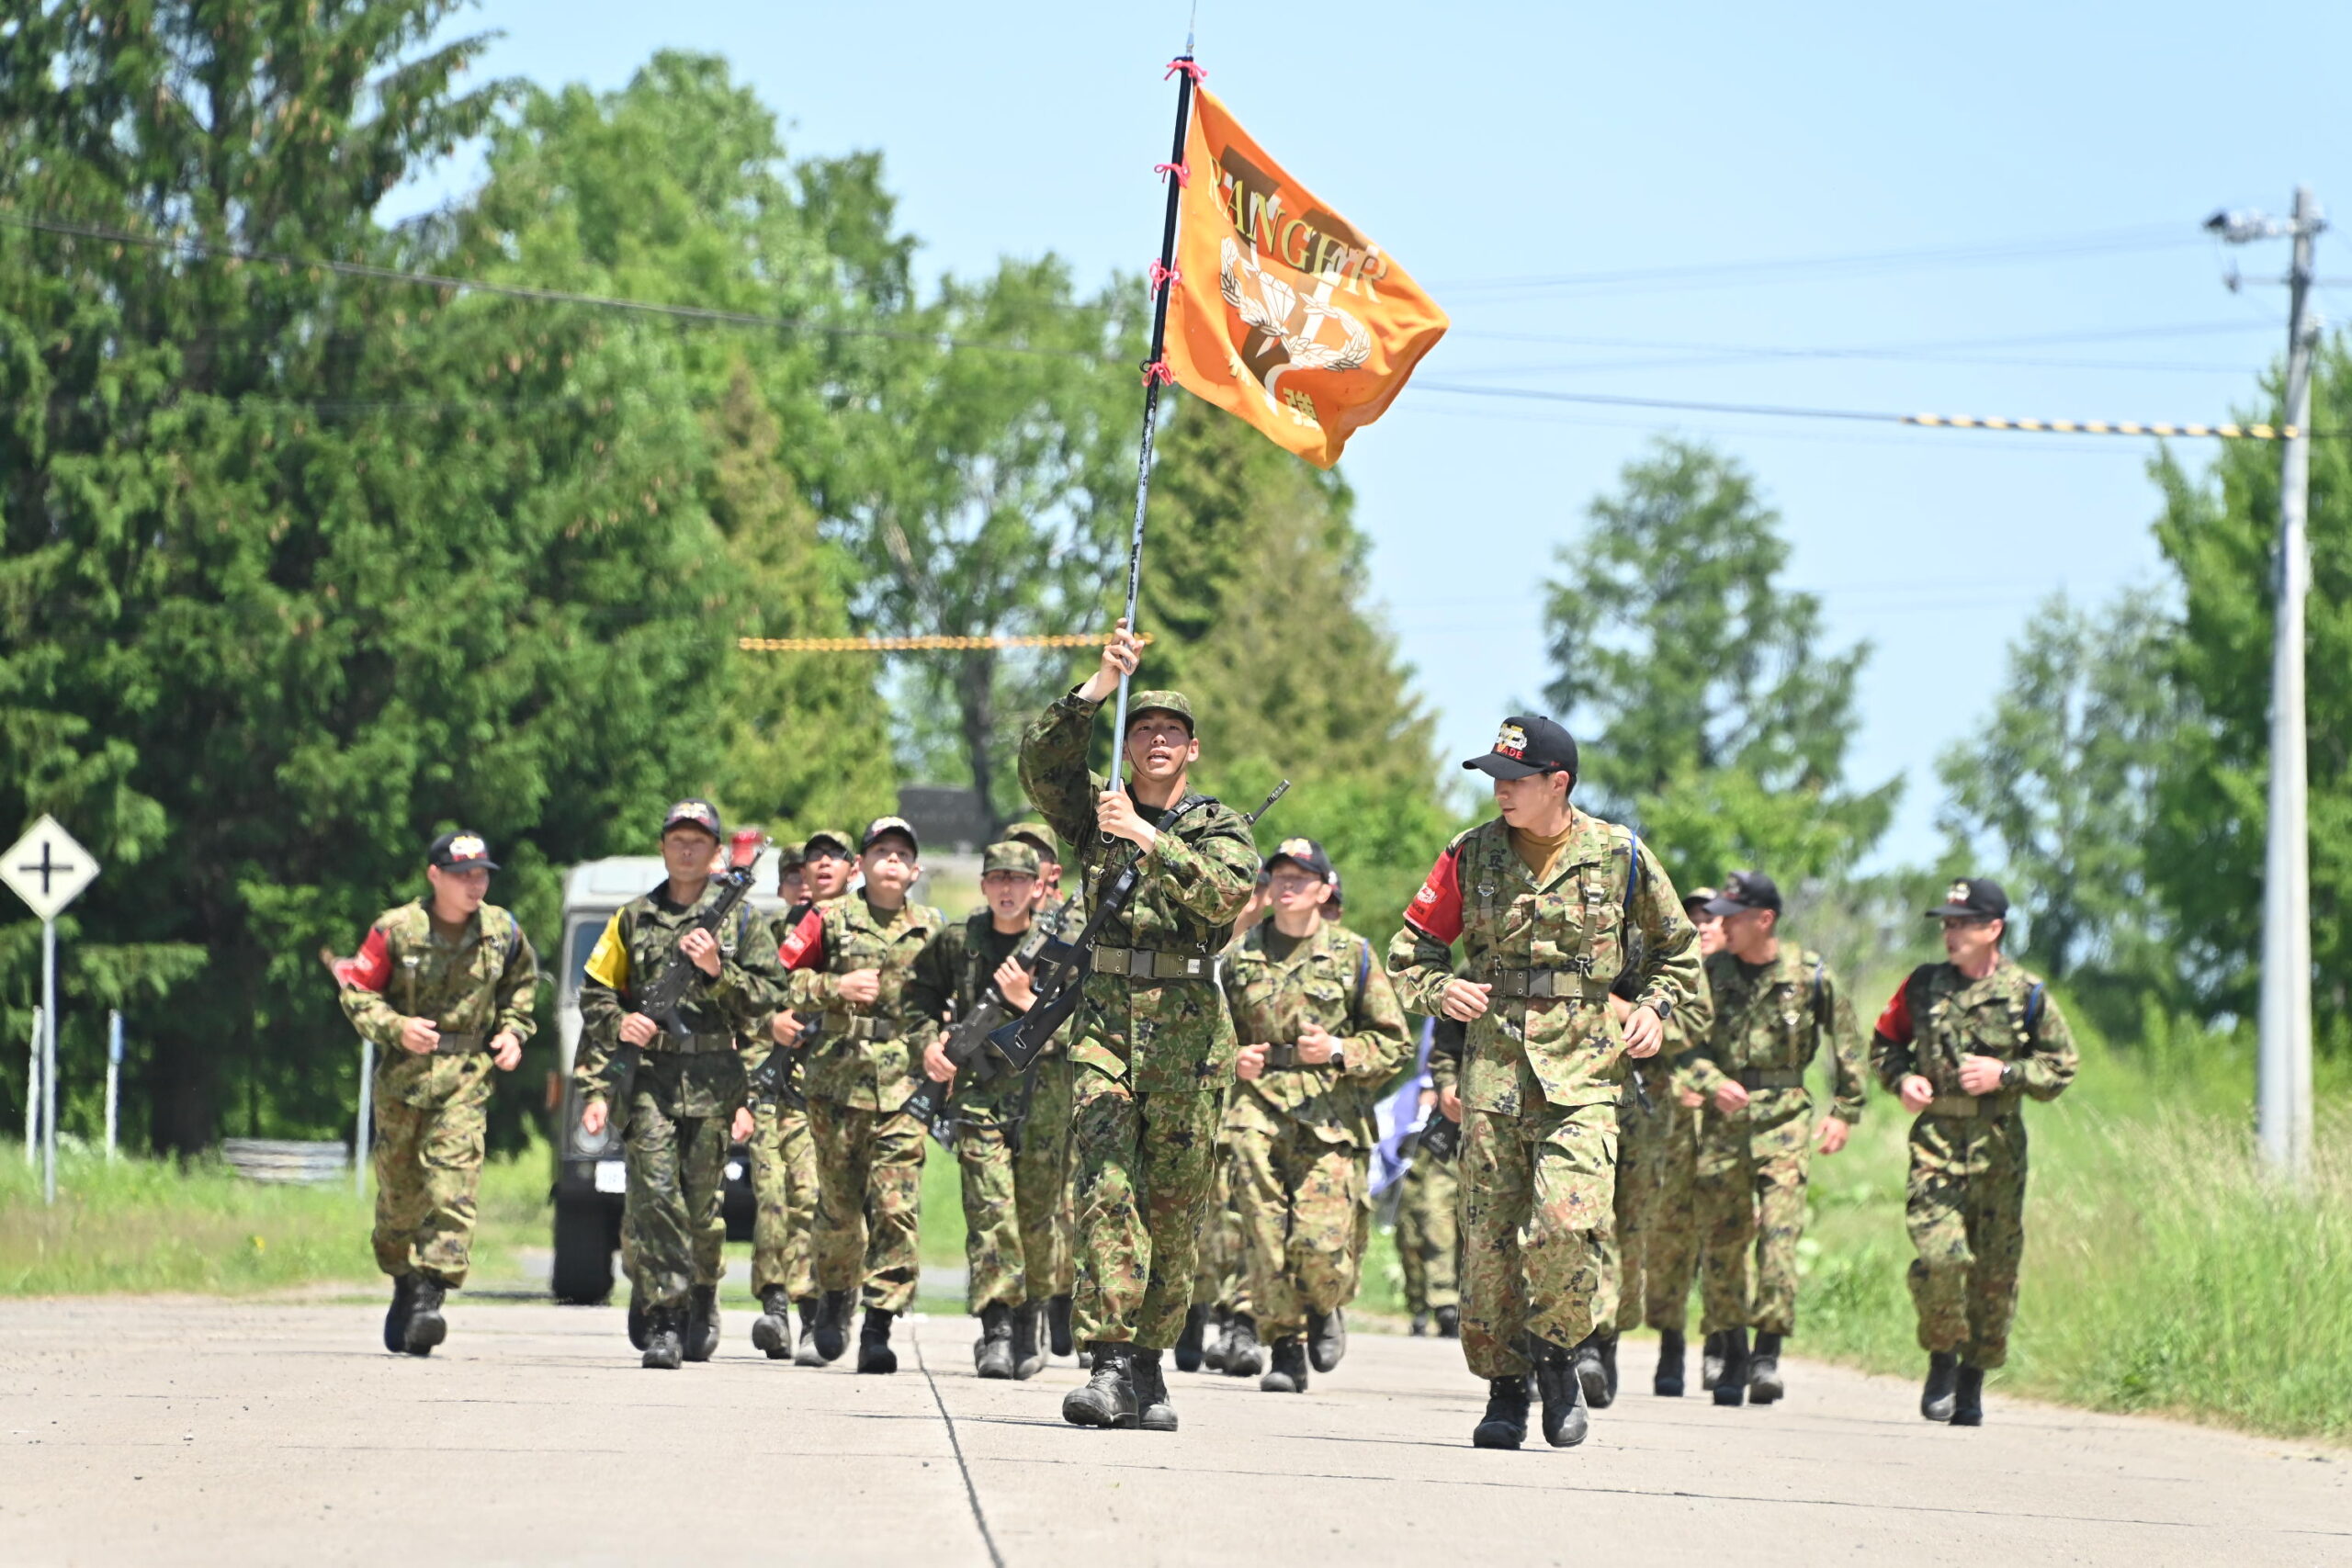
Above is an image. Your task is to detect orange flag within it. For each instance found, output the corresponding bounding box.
[1161,87,1448,469]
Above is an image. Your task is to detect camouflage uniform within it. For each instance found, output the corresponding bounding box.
[1677,948,1864,1336]
[576,882,783,1314]
[1018,689,1258,1348]
[339,899,538,1286]
[1220,919,1410,1342]
[785,889,944,1314]
[1871,960,2076,1367]
[1388,816,1702,1381]
[1012,889,1086,1307]
[748,907,820,1305]
[1604,977,1714,1333]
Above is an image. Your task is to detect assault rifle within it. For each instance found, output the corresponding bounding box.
[900,918,1074,1129]
[975,779,1289,1082]
[597,829,767,1119]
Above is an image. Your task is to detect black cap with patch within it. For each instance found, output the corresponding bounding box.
[1264,837,1336,884]
[1927,876,2009,920]
[1703,871,1781,917]
[428,830,499,873]
[662,798,723,840]
[1462,715,1578,781]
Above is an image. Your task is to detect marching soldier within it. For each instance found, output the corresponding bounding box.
[576,801,785,1369]
[747,841,822,1362]
[1003,821,1082,1359]
[779,817,944,1374]
[1221,839,1410,1393]
[337,830,538,1356]
[1871,877,2077,1427]
[1678,871,1864,1406]
[1389,716,1702,1451]
[1018,622,1259,1431]
[1638,887,1722,1396]
[910,838,1057,1379]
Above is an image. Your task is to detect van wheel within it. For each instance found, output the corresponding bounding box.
[552,1197,615,1304]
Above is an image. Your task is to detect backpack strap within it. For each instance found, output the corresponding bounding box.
[2024,981,2046,1037]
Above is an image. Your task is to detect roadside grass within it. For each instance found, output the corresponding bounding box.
[1797,1020,2352,1444]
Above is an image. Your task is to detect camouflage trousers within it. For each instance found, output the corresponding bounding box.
[1598,1089,1665,1334]
[1905,1111,2030,1368]
[1459,1100,1619,1380]
[750,1100,818,1302]
[1637,1098,1704,1332]
[1696,1096,1815,1336]
[1229,1121,1368,1341]
[370,1063,492,1285]
[1189,1148,1252,1314]
[620,1095,732,1313]
[1069,1069,1221,1348]
[1396,1150,1460,1314]
[808,1099,926,1314]
[1012,1054,1078,1302]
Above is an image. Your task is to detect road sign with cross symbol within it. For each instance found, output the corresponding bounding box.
[2,816,99,922]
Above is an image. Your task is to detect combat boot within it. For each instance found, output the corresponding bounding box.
[974,1303,1014,1380]
[1410,1310,1430,1337]
[403,1276,447,1357]
[1747,1331,1785,1404]
[1307,1306,1347,1373]
[1573,1332,1611,1408]
[1949,1364,1985,1427]
[1047,1293,1075,1358]
[1175,1304,1207,1372]
[1919,1351,1960,1421]
[1012,1301,1046,1381]
[641,1308,684,1371]
[1435,1304,1460,1338]
[383,1274,417,1354]
[1702,1329,1725,1391]
[811,1288,853,1363]
[792,1297,825,1367]
[1061,1342,1139,1428]
[1712,1327,1750,1407]
[1133,1347,1178,1432]
[1200,1310,1230,1373]
[752,1286,794,1359]
[856,1306,898,1374]
[1654,1328,1687,1397]
[1472,1374,1532,1450]
[1533,1341,1590,1447]
[1260,1337,1310,1393]
[684,1285,719,1363]
[1600,1331,1620,1403]
[628,1292,650,1352]
[1222,1312,1265,1377]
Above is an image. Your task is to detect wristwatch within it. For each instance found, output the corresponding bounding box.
[1998,1059,2019,1089]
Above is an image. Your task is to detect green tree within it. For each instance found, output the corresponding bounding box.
[1935,589,2185,989]
[2148,337,2352,1042]
[1542,437,1895,886]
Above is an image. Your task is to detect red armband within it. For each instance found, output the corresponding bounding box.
[1401,844,1464,944]
[342,928,392,992]
[1873,979,1914,1043]
[777,908,825,971]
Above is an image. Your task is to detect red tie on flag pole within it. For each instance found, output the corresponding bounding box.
[1109,48,1444,773]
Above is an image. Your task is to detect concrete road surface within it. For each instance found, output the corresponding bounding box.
[1,1299,2345,1567]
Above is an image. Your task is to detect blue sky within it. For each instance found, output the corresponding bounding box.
[393,1,2352,872]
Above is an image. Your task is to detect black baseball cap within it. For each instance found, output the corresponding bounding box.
[428,830,499,873]
[1704,871,1781,917]
[861,815,921,855]
[1264,836,1336,883]
[661,798,722,840]
[1463,715,1577,781]
[1928,876,2009,920]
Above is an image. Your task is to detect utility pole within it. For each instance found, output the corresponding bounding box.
[2209,187,2324,1182]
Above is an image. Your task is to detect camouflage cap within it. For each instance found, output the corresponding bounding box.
[775,839,808,869]
[1003,820,1061,862]
[801,828,854,859]
[861,815,921,856]
[981,840,1043,876]
[1125,690,1194,734]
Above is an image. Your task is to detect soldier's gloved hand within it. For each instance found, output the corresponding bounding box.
[680,928,722,978]
[731,1105,755,1143]
[491,1031,522,1072]
[619,1012,661,1047]
[1958,1055,2007,1095]
[994,957,1036,1010]
[1438,979,1491,1021]
[1713,1079,1751,1114]
[1623,1004,1665,1057]
[923,1032,957,1085]
[769,1010,803,1046]
[1295,1022,1337,1066]
[838,968,882,1007]
[1815,1116,1851,1155]
[398,1017,441,1055]
[581,1100,609,1136]
[1236,1043,1269,1082]
[1897,1074,1935,1113]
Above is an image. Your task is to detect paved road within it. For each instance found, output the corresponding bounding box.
[1,1299,2345,1566]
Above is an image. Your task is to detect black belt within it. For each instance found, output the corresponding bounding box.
[431,1031,489,1055]
[1091,946,1214,981]
[1485,962,1591,998]
[641,1032,738,1056]
[1737,1068,1805,1090]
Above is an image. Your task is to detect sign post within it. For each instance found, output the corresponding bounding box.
[2,816,101,1205]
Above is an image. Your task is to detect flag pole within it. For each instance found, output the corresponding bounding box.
[1109,44,1201,790]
